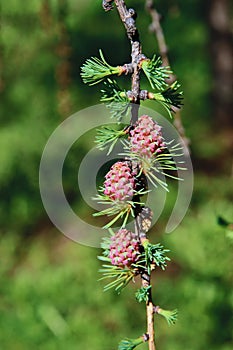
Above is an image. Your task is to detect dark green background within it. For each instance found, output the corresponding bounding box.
[0,1,232,349]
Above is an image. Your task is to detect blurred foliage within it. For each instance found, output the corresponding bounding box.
[0,0,232,349]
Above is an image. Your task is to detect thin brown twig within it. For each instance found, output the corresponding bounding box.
[114,0,141,124]
[145,0,190,152]
[141,270,156,350]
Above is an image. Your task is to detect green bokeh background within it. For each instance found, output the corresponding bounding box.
[1,1,232,349]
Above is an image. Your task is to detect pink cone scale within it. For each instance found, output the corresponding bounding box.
[104,161,135,201]
[129,115,166,158]
[109,229,140,267]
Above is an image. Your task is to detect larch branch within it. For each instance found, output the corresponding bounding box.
[114,1,156,349]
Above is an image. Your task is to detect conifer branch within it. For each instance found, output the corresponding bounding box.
[114,2,156,348]
[81,2,184,349]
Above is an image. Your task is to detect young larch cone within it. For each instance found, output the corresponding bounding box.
[109,229,140,267]
[129,115,166,158]
[104,161,135,201]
